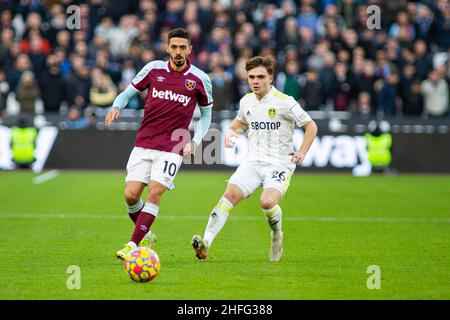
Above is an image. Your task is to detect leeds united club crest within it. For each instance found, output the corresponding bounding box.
[268,107,277,118]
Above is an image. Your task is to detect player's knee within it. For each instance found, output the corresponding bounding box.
[124,188,140,205]
[223,190,240,206]
[147,185,165,201]
[260,198,277,210]
[223,190,233,202]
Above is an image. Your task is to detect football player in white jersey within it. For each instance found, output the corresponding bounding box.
[192,56,317,261]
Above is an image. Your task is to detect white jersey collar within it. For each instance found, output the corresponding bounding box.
[257,85,276,102]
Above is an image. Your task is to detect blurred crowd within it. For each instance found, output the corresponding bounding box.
[0,0,449,129]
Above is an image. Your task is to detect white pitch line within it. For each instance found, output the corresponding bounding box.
[32,170,59,184]
[0,213,449,224]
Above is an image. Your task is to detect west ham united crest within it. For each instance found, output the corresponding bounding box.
[185,79,196,91]
[268,107,277,118]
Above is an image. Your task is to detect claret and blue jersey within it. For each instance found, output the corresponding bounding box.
[131,59,213,155]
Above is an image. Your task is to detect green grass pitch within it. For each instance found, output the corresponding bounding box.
[0,170,449,299]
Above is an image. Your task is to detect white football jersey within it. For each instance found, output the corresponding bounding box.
[235,86,312,169]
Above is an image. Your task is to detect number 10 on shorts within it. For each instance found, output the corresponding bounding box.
[163,161,177,176]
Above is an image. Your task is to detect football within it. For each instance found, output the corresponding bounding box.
[124,247,161,282]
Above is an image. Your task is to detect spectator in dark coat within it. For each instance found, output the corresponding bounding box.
[38,55,67,113]
[65,65,91,109]
[210,66,234,112]
[332,62,355,111]
[319,51,336,101]
[413,40,433,80]
[300,70,323,110]
[277,16,299,52]
[379,73,400,116]
[430,4,450,50]
[402,79,424,116]
[399,64,417,110]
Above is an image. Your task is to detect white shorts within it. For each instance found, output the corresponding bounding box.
[228,162,293,198]
[125,147,183,189]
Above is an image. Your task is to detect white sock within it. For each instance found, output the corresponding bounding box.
[127,198,144,213]
[262,205,282,237]
[127,241,137,249]
[141,202,159,217]
[203,197,234,246]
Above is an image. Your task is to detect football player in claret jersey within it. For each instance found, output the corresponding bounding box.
[104,28,214,259]
[192,56,317,261]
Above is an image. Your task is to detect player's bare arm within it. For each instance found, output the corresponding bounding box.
[290,120,318,165]
[225,119,248,148]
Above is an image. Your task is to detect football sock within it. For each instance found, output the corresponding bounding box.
[126,241,137,249]
[204,197,234,246]
[127,199,144,224]
[262,205,282,238]
[130,202,158,246]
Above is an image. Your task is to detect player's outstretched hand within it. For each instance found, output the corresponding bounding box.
[289,151,305,165]
[105,107,120,128]
[224,129,237,148]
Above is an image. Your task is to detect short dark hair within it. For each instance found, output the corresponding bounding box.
[245,56,275,75]
[168,28,191,43]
